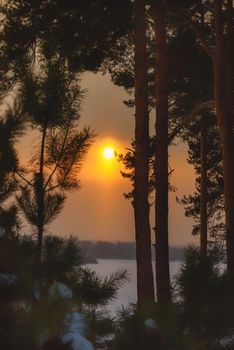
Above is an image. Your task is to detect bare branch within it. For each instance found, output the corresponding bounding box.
[189,20,215,59]
[168,100,215,144]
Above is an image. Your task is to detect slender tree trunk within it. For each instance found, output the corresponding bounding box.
[200,114,208,256]
[214,0,234,273]
[152,1,171,304]
[37,125,46,263]
[133,0,155,306]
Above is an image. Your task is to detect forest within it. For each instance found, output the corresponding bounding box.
[0,1,233,349]
[80,241,184,261]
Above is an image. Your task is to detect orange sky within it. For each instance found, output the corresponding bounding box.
[18,72,198,246]
[47,72,198,246]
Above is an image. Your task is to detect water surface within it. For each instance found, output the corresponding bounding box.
[87,259,181,315]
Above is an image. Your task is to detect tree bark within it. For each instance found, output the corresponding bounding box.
[200,114,208,256]
[133,0,155,306]
[214,0,234,273]
[152,1,171,304]
[37,125,46,263]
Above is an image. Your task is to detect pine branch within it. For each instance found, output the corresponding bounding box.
[15,170,33,188]
[189,20,215,59]
[168,100,215,144]
[165,2,215,59]
[44,126,70,190]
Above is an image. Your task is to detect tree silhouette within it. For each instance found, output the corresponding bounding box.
[133,0,155,307]
[168,0,234,273]
[16,59,95,261]
[1,0,132,82]
[151,0,172,304]
[0,109,26,238]
[177,112,224,254]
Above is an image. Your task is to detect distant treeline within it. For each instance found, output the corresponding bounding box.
[80,241,184,262]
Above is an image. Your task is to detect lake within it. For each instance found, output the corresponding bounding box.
[87,259,181,315]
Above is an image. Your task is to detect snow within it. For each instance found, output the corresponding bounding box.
[63,332,94,350]
[34,284,42,301]
[62,312,94,350]
[49,282,73,300]
[0,227,6,237]
[219,332,234,348]
[0,273,17,285]
[144,318,157,330]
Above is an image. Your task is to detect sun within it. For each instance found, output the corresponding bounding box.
[103,147,115,159]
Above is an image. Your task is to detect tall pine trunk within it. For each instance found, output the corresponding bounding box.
[152,1,171,304]
[214,0,234,272]
[200,115,208,256]
[37,125,46,263]
[133,0,155,306]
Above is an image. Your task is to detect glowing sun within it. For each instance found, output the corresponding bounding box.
[103,147,115,159]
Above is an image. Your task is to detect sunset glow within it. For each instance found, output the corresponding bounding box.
[79,138,124,183]
[103,147,115,159]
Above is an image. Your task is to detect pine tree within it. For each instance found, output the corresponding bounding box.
[0,108,26,237]
[16,59,95,261]
[177,112,224,253]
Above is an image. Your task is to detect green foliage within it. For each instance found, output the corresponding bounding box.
[118,136,176,202]
[110,304,196,350]
[166,2,224,250]
[41,235,83,281]
[0,303,35,350]
[44,126,95,191]
[0,205,21,238]
[175,246,234,347]
[177,111,224,248]
[0,235,31,271]
[24,298,73,346]
[0,233,129,349]
[110,246,234,350]
[15,61,95,252]
[67,267,129,307]
[88,309,115,345]
[1,0,133,79]
[0,111,25,172]
[17,184,66,228]
[0,1,231,349]
[118,138,157,201]
[0,109,26,237]
[20,60,84,128]
[110,305,158,350]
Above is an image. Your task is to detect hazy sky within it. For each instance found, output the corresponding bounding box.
[49,72,198,246]
[19,72,198,246]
